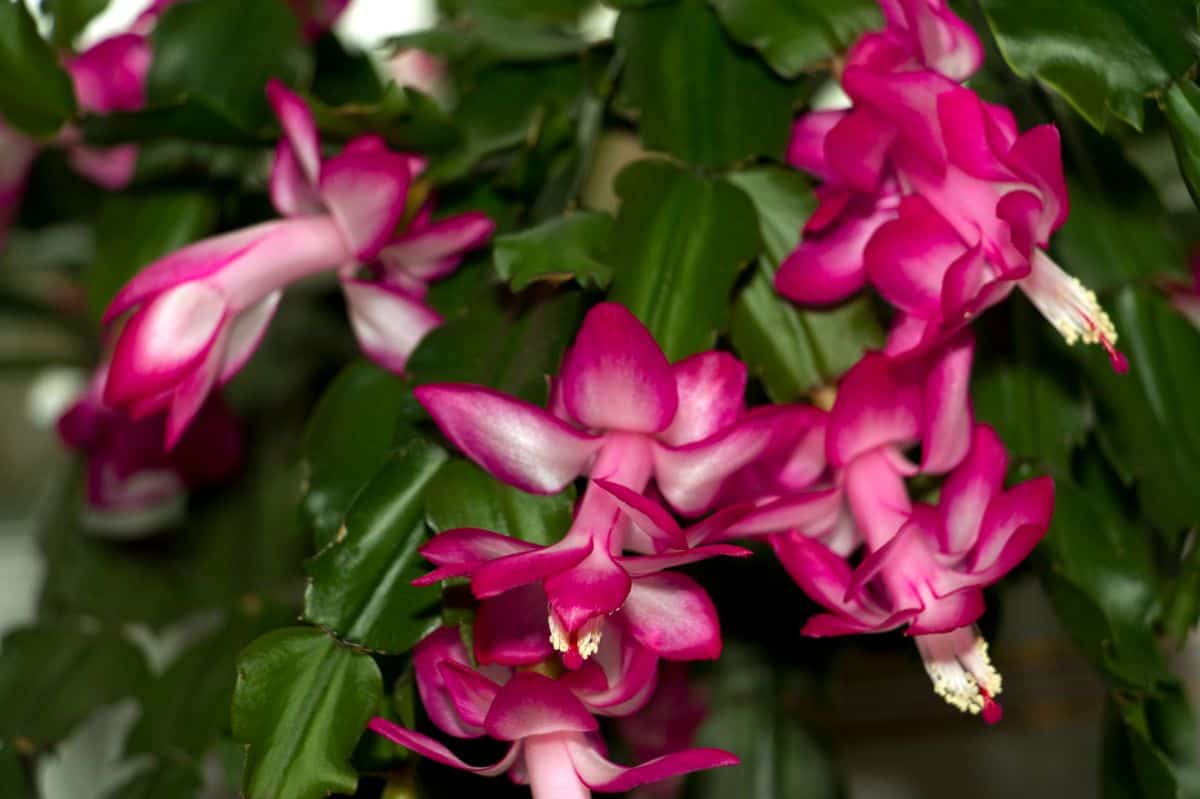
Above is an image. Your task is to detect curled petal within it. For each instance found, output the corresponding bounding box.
[939,424,1007,554]
[826,106,898,193]
[484,672,597,741]
[270,139,323,217]
[865,195,966,317]
[378,212,496,283]
[368,717,519,775]
[844,448,912,551]
[438,660,502,729]
[342,279,441,374]
[593,479,683,548]
[472,541,593,599]
[726,487,843,540]
[787,111,847,180]
[907,589,986,635]
[413,626,483,738]
[219,291,281,384]
[776,194,891,306]
[415,384,603,494]
[619,544,751,579]
[658,351,747,447]
[565,736,738,792]
[559,303,677,434]
[266,79,320,186]
[319,148,412,261]
[968,476,1054,579]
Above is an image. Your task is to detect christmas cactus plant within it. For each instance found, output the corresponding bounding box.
[0,0,1198,797]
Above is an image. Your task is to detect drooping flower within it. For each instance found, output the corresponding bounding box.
[369,627,737,797]
[101,81,492,446]
[771,423,1054,721]
[57,365,242,535]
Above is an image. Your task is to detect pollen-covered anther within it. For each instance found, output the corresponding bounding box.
[1021,251,1126,372]
[916,627,1003,719]
[547,613,604,666]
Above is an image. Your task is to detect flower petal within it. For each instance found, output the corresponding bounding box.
[66,34,150,114]
[413,626,484,738]
[545,547,633,633]
[657,351,747,447]
[787,111,847,180]
[776,193,892,306]
[266,79,320,186]
[939,424,1007,554]
[438,660,502,729]
[269,139,323,217]
[475,585,556,666]
[826,353,920,467]
[843,447,912,550]
[865,195,966,317]
[415,383,603,494]
[620,573,722,661]
[558,303,677,434]
[592,479,683,548]
[484,672,597,741]
[368,717,519,775]
[619,544,750,579]
[968,476,1054,579]
[219,290,281,384]
[342,278,441,374]
[319,148,412,261]
[920,331,974,473]
[726,487,843,539]
[378,212,496,282]
[825,106,898,193]
[472,540,594,599]
[565,736,738,792]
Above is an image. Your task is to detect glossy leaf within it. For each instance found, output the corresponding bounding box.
[148,0,309,130]
[980,0,1197,130]
[616,0,793,167]
[232,628,382,799]
[304,441,447,653]
[973,362,1090,472]
[727,166,882,399]
[0,620,150,748]
[608,159,760,361]
[1165,79,1200,210]
[0,0,77,137]
[302,361,411,549]
[88,191,218,321]
[1075,288,1200,539]
[425,459,575,546]
[708,0,881,78]
[493,211,613,291]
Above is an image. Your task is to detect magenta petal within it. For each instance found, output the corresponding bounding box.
[422,527,539,567]
[1005,124,1069,235]
[545,548,633,632]
[475,585,555,666]
[413,627,483,738]
[67,34,150,114]
[801,611,886,636]
[843,448,912,551]
[369,717,519,774]
[620,573,722,660]
[266,79,320,186]
[968,476,1054,578]
[787,111,847,180]
[825,106,898,193]
[472,541,593,599]
[775,198,884,306]
[439,661,502,729]
[726,488,843,539]
[164,333,225,449]
[658,351,747,447]
[270,139,323,217]
[414,384,603,494]
[568,620,659,715]
[342,278,441,374]
[865,195,967,317]
[920,331,974,473]
[69,144,138,190]
[901,0,984,81]
[619,544,750,579]
[319,148,412,261]
[566,736,738,792]
[842,67,956,170]
[907,589,986,635]
[770,531,862,616]
[937,87,1014,181]
[378,212,496,282]
[219,291,281,384]
[826,353,920,467]
[939,424,1007,554]
[592,479,683,547]
[558,303,677,434]
[484,672,597,741]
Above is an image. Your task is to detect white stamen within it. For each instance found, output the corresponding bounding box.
[915,627,1002,716]
[548,613,570,654]
[547,614,604,662]
[1020,251,1122,366]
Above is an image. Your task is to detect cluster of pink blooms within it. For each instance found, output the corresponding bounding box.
[51,0,1124,795]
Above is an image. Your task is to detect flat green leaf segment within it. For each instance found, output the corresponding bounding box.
[0,620,149,748]
[609,160,761,361]
[616,0,793,167]
[233,628,382,799]
[728,167,882,399]
[305,441,447,653]
[426,459,575,547]
[1165,80,1200,209]
[980,0,1198,130]
[708,0,881,77]
[0,0,77,136]
[494,211,614,291]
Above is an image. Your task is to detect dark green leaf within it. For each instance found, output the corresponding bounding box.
[0,0,78,136]
[1076,288,1200,539]
[80,96,265,146]
[148,0,309,130]
[608,159,759,360]
[304,441,447,653]
[302,361,411,549]
[110,759,203,799]
[88,191,217,321]
[1166,79,1200,210]
[0,620,150,748]
[493,211,613,291]
[708,0,881,77]
[727,167,882,398]
[407,286,584,405]
[42,0,110,48]
[232,628,382,799]
[0,744,30,799]
[307,85,462,153]
[448,0,593,23]
[616,0,793,167]
[1163,539,1200,646]
[425,459,575,546]
[979,0,1198,130]
[310,35,384,106]
[973,363,1090,472]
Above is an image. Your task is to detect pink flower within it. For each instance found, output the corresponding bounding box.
[778,7,1124,371]
[57,365,242,535]
[101,81,492,446]
[388,48,450,105]
[771,423,1054,721]
[369,627,737,797]
[615,664,708,799]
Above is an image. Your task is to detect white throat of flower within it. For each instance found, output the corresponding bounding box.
[1021,250,1126,371]
[548,613,603,663]
[915,626,1003,722]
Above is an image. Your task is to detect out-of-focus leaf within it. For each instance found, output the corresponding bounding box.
[109,759,203,799]
[616,0,793,167]
[307,85,462,153]
[979,0,1197,130]
[148,0,308,130]
[0,744,29,799]
[310,35,384,106]
[973,362,1090,472]
[1163,539,1200,645]
[42,0,110,47]
[232,628,381,799]
[88,191,217,321]
[0,0,78,136]
[1038,461,1172,690]
[608,159,760,361]
[447,0,593,23]
[425,459,575,546]
[407,286,584,405]
[1076,288,1200,540]
[79,97,265,146]
[1165,79,1200,210]
[726,166,881,399]
[302,361,411,549]
[493,211,613,291]
[1103,687,1200,799]
[304,441,447,653]
[690,645,843,799]
[708,0,881,78]
[388,9,586,63]
[0,620,149,748]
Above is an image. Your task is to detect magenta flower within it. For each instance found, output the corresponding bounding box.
[57,365,242,535]
[101,81,492,445]
[855,0,984,81]
[369,627,737,797]
[771,424,1054,721]
[778,8,1124,370]
[614,664,708,799]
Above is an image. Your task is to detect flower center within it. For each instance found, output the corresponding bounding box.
[548,613,604,670]
[915,626,1003,720]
